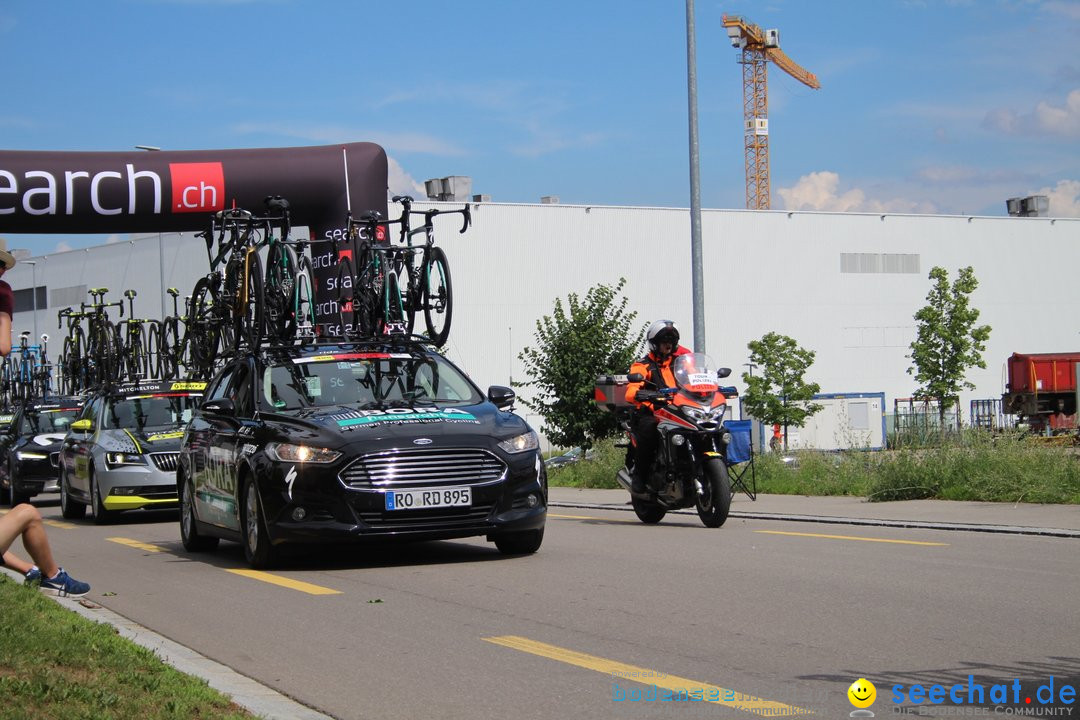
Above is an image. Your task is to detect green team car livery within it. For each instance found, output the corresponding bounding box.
[178,340,547,568]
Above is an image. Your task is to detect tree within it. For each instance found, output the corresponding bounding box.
[515,278,646,449]
[907,265,991,427]
[740,332,823,450]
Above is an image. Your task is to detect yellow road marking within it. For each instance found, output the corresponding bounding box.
[107,537,164,553]
[225,569,342,595]
[44,519,76,530]
[754,530,948,546]
[483,635,809,715]
[549,513,601,520]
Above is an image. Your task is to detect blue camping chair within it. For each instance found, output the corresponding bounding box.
[724,419,757,500]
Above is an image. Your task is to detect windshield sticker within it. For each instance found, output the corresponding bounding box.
[335,407,479,429]
[147,431,184,442]
[0,415,13,424]
[304,376,322,396]
[170,381,207,391]
[292,352,411,364]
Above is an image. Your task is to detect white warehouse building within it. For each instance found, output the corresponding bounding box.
[7,202,1079,445]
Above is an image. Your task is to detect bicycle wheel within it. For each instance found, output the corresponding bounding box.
[233,251,264,351]
[399,253,419,336]
[159,318,180,379]
[335,255,357,341]
[293,255,316,340]
[422,246,454,347]
[266,243,300,342]
[146,322,161,380]
[126,331,147,382]
[188,277,220,377]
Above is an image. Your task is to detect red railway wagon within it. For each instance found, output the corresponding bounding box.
[1002,352,1080,429]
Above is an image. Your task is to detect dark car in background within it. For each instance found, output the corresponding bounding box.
[0,397,84,506]
[178,340,547,568]
[58,379,206,523]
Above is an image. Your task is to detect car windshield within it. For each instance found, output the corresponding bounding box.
[262,351,484,411]
[24,408,81,433]
[103,395,200,431]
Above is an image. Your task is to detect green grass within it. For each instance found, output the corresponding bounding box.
[547,430,1080,504]
[0,574,258,720]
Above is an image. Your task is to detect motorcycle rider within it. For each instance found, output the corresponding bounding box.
[624,320,692,494]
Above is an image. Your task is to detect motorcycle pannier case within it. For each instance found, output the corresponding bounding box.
[594,374,634,414]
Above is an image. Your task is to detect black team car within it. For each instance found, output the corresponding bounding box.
[178,340,547,568]
[0,397,84,506]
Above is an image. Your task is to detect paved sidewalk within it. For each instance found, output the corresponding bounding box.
[549,486,1080,537]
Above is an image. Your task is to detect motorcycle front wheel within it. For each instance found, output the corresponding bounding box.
[631,495,666,524]
[696,458,732,528]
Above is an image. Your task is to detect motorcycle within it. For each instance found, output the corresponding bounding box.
[596,353,735,528]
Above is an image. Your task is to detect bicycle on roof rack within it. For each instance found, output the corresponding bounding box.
[261,195,316,345]
[114,289,160,382]
[156,287,194,380]
[81,287,125,388]
[335,196,468,347]
[188,206,266,375]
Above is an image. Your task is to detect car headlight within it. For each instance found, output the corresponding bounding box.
[16,451,48,461]
[105,452,146,467]
[266,442,341,464]
[498,431,539,454]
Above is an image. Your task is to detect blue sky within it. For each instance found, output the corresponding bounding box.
[2,0,1078,256]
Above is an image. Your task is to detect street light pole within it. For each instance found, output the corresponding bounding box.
[25,260,38,343]
[136,145,167,319]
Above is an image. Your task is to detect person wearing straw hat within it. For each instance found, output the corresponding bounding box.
[0,237,14,356]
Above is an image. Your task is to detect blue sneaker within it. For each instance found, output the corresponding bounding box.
[23,566,41,586]
[38,568,90,598]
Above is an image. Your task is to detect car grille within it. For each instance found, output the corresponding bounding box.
[354,503,497,529]
[150,452,180,472]
[339,448,506,489]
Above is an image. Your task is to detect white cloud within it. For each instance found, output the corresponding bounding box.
[776,171,937,214]
[53,241,73,253]
[1043,0,1080,21]
[387,156,425,200]
[1034,179,1080,217]
[104,234,123,244]
[230,122,467,156]
[983,89,1080,138]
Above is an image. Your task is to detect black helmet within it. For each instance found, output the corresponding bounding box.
[647,320,680,354]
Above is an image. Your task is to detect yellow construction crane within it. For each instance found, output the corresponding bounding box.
[722,14,820,210]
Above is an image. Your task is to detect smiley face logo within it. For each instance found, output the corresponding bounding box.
[848,678,877,709]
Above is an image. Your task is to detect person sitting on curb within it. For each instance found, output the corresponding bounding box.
[0,503,90,598]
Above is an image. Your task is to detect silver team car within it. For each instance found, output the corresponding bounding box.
[59,379,206,523]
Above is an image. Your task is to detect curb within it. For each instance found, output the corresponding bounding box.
[0,567,335,720]
[548,501,1080,539]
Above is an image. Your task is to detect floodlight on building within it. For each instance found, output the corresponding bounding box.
[1006,195,1050,217]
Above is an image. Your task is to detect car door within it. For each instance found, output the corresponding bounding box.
[62,396,101,499]
[189,364,237,529]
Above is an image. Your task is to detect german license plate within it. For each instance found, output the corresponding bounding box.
[385,486,471,511]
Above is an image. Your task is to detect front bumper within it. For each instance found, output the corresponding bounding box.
[98,452,180,512]
[261,448,547,545]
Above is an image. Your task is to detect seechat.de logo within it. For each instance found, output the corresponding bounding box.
[169,162,225,213]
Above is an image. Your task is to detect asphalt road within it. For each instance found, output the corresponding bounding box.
[19,500,1080,720]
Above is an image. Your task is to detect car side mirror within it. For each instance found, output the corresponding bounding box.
[202,398,235,415]
[627,373,644,383]
[487,385,516,411]
[717,367,732,379]
[70,419,93,433]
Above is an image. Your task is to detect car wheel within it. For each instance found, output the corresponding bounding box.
[179,471,218,552]
[59,470,86,520]
[493,527,544,555]
[90,465,115,525]
[7,459,28,506]
[242,478,277,569]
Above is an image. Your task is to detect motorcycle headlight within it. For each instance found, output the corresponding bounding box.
[498,431,539,454]
[266,442,341,464]
[105,452,146,467]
